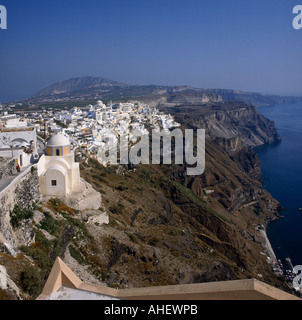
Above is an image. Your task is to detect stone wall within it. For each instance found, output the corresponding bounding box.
[0,166,40,254]
[0,158,16,180]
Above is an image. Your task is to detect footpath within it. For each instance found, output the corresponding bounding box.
[0,164,32,193]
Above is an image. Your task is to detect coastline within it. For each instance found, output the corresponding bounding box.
[252,115,283,276]
[256,102,302,268]
[256,224,283,275]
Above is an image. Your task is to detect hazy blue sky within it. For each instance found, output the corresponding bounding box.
[0,0,302,102]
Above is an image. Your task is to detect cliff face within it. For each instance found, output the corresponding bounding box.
[0,97,286,300]
[161,103,280,147]
[159,101,281,219]
[208,89,302,107]
[64,99,283,292]
[202,105,280,146]
[76,159,281,291]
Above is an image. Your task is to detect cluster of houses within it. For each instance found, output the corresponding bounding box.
[0,100,180,197]
[1,100,180,155]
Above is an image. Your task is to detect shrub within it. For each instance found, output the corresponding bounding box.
[116,185,127,191]
[108,215,118,227]
[98,189,106,195]
[10,205,33,229]
[34,229,52,250]
[48,197,62,211]
[20,267,43,298]
[69,245,85,265]
[30,166,37,174]
[48,198,75,215]
[60,212,89,239]
[20,245,51,272]
[128,233,139,244]
[39,212,60,237]
[109,203,125,215]
[51,237,66,260]
[126,198,136,204]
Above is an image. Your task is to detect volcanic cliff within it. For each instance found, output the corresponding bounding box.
[0,96,287,300]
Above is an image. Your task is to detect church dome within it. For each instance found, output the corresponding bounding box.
[46,133,71,156]
[47,133,70,147]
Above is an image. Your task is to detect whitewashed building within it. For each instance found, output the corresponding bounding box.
[37,133,81,196]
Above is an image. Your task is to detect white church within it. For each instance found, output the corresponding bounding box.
[37,133,81,196]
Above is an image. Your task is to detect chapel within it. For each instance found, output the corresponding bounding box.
[38,133,81,196]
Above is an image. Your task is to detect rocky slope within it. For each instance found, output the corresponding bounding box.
[208,89,302,107]
[67,99,284,292]
[158,100,281,216]
[159,101,281,147]
[0,96,289,300]
[34,76,126,97]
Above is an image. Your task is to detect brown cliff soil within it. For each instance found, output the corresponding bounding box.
[78,155,284,291]
[0,100,288,300]
[72,102,284,291]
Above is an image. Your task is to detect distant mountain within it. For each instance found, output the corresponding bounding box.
[26,76,302,107]
[208,89,302,107]
[33,76,125,97]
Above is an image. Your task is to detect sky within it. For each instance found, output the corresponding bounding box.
[0,0,302,102]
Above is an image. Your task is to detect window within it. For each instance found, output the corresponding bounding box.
[51,180,57,186]
[56,149,60,156]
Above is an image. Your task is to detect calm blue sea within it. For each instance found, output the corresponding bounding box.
[255,103,302,267]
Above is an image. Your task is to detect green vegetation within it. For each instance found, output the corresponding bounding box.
[33,99,99,111]
[127,233,139,244]
[20,267,43,298]
[47,197,75,215]
[48,197,61,210]
[108,214,119,227]
[30,166,37,174]
[20,244,52,275]
[39,212,61,237]
[126,197,136,204]
[60,211,90,240]
[51,237,66,259]
[139,168,151,181]
[16,199,93,298]
[172,182,231,223]
[10,205,34,229]
[109,203,125,215]
[116,185,128,191]
[69,245,85,265]
[34,229,52,250]
[168,227,183,237]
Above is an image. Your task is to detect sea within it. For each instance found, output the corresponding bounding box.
[255,103,302,267]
